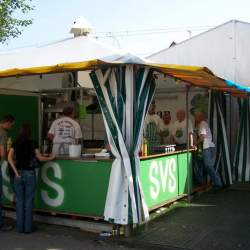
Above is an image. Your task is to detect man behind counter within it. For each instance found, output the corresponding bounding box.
[144,101,163,154]
[171,109,194,150]
[161,111,173,145]
[48,106,83,156]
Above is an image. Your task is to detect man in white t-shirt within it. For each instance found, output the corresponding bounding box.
[144,102,163,154]
[48,106,83,156]
[171,109,194,150]
[194,111,222,189]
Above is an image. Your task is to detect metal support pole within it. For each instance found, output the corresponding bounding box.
[185,85,191,201]
[124,224,133,237]
[229,95,232,158]
[79,87,85,144]
[91,113,95,140]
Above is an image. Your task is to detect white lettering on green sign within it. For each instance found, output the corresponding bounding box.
[149,158,177,200]
[41,162,64,207]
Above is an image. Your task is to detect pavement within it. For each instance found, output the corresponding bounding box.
[0,220,143,250]
[1,183,250,250]
[123,183,250,250]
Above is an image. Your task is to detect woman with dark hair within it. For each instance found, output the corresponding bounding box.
[8,123,54,233]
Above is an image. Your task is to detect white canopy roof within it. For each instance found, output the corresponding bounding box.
[0,36,150,91]
[0,35,124,71]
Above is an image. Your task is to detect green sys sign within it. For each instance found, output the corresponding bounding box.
[140,152,192,209]
[1,160,112,217]
[1,152,191,217]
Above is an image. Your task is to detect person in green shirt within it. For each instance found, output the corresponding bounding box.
[161,111,172,145]
[0,115,15,232]
[144,101,163,154]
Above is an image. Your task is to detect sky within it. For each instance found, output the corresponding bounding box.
[1,0,250,56]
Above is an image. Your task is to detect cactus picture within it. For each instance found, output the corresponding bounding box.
[190,93,209,117]
[175,128,183,138]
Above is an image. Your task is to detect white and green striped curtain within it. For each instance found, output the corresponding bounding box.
[233,98,250,181]
[90,66,155,225]
[209,91,232,185]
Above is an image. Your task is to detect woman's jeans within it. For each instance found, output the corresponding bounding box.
[194,147,222,187]
[14,170,36,233]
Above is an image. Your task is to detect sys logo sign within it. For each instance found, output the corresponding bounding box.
[148,157,177,200]
[41,161,64,207]
[1,161,64,208]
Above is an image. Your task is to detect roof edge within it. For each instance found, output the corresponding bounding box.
[147,19,249,59]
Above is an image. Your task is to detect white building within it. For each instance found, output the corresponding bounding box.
[148,20,250,86]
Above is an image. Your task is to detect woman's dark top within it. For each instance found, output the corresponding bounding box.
[12,139,38,170]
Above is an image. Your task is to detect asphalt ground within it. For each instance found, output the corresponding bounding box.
[0,220,143,250]
[123,183,250,250]
[1,183,250,250]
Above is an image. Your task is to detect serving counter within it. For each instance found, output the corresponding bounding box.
[1,150,192,219]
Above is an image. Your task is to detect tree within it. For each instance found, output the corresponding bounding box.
[0,0,33,43]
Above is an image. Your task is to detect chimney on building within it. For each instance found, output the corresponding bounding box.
[70,17,93,37]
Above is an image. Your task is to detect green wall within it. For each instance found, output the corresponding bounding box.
[0,93,39,141]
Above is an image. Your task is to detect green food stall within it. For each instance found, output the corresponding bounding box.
[0,80,192,223]
[0,35,245,230]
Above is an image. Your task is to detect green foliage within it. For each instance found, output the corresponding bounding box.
[0,0,33,43]
[190,93,209,117]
